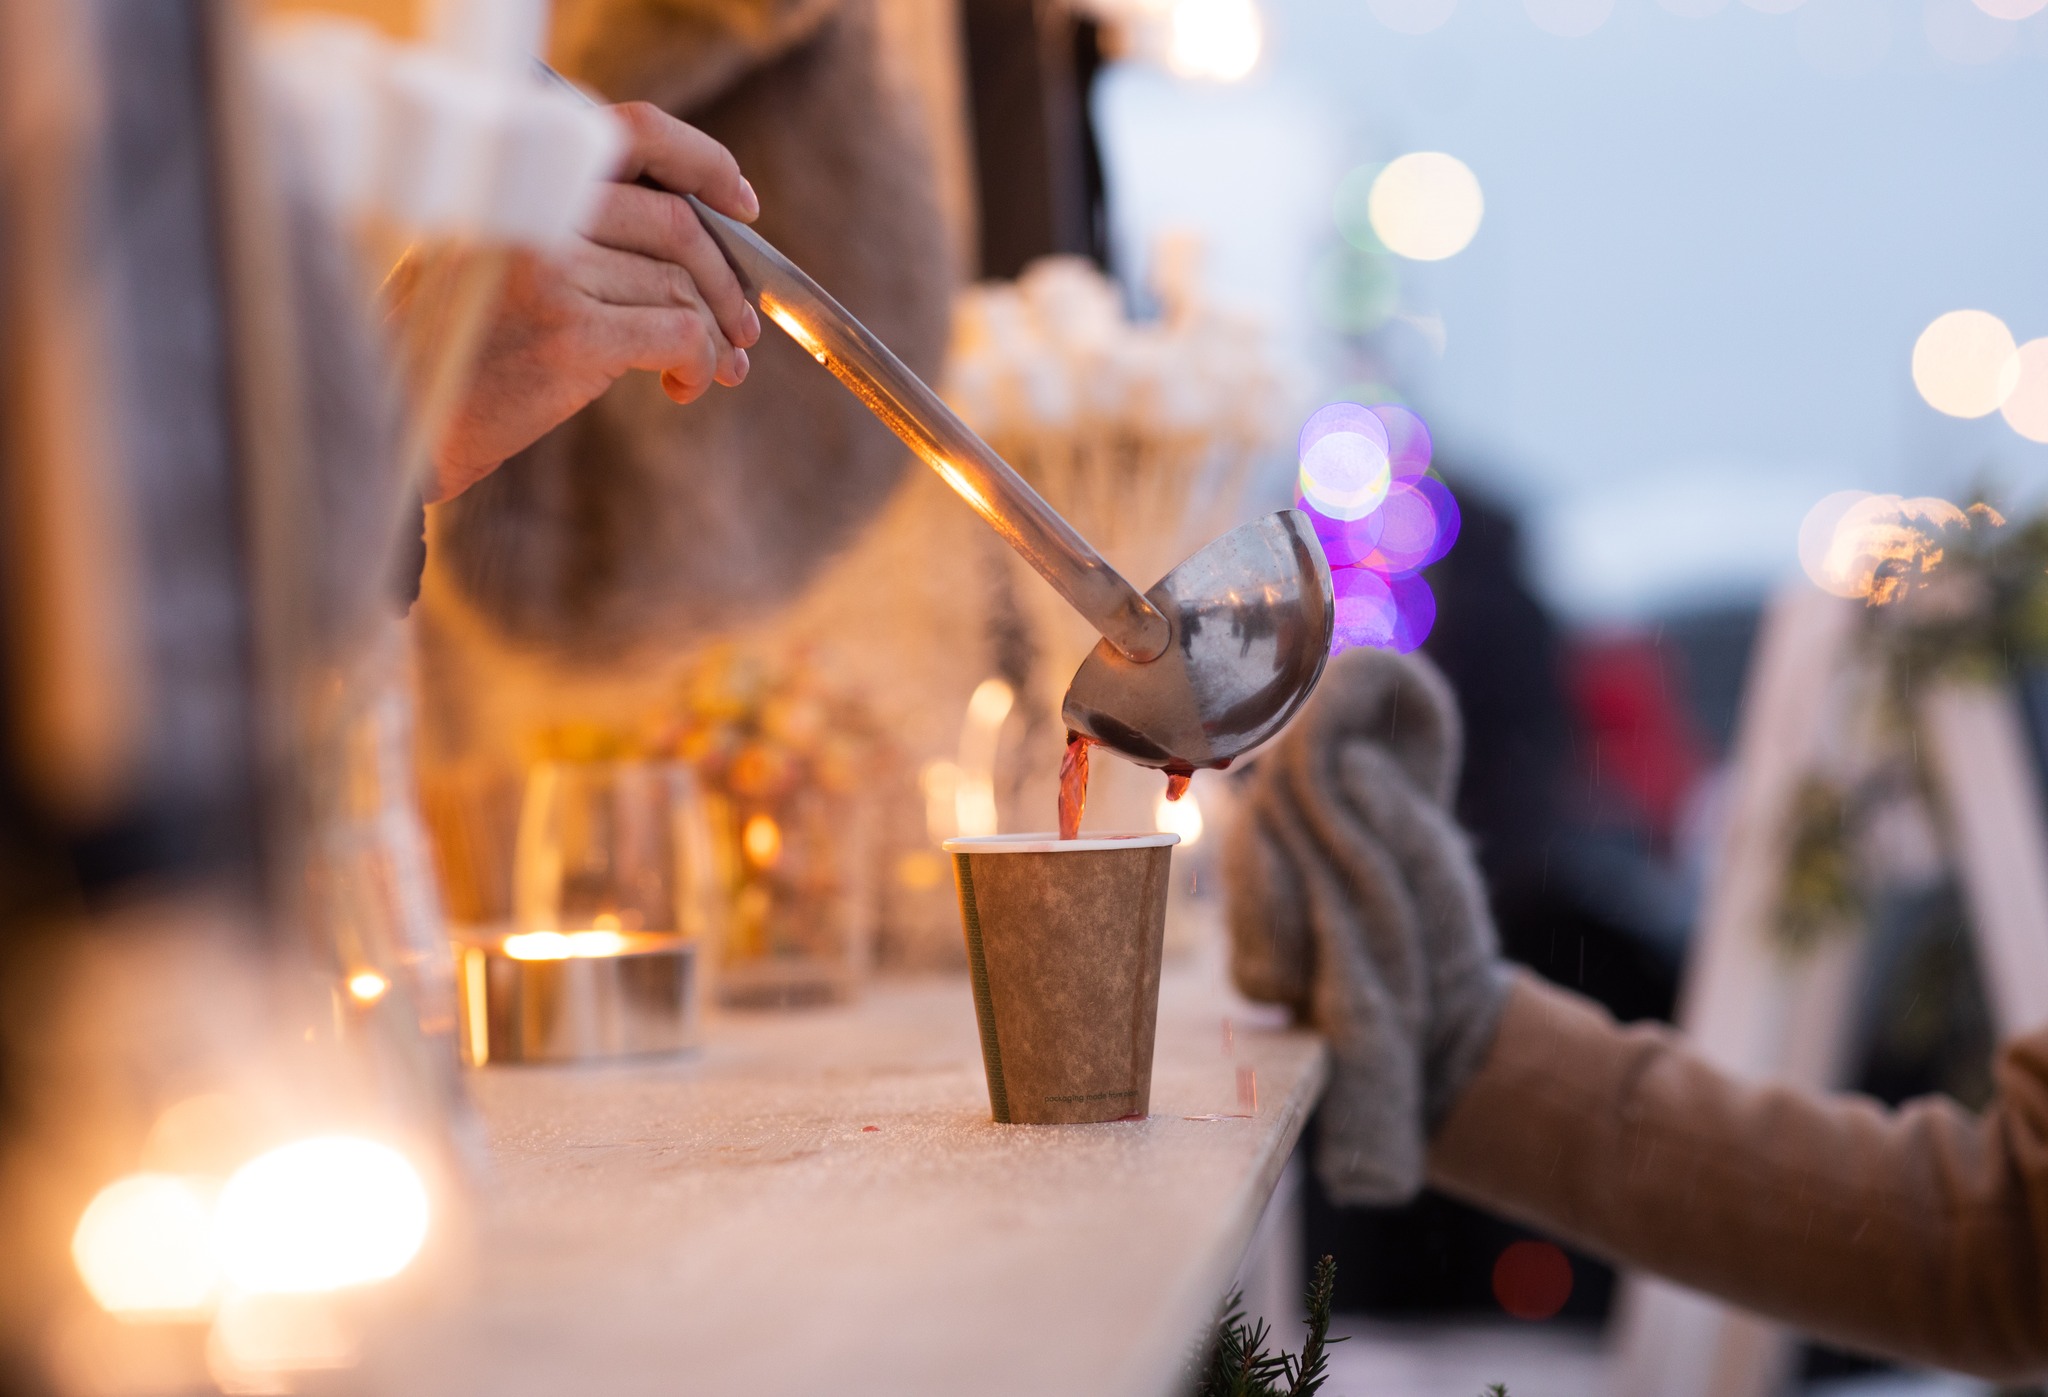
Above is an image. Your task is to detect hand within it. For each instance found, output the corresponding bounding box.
[427,102,764,504]
[1224,647,1510,1205]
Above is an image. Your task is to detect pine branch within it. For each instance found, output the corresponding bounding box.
[1284,1254,1342,1397]
[1197,1292,1288,1397]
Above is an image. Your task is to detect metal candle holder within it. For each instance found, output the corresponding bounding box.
[455,927,701,1066]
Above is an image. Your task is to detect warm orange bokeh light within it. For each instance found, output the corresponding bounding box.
[742,813,783,868]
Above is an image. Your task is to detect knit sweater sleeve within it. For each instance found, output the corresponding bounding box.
[1427,970,2048,1380]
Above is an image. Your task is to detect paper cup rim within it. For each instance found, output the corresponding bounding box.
[941,833,1180,854]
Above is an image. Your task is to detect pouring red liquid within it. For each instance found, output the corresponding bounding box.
[1058,733,1197,840]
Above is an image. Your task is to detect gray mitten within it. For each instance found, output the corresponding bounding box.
[1224,648,1511,1205]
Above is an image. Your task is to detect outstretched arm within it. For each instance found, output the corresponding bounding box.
[1430,971,2048,1380]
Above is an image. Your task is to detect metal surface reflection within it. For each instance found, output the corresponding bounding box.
[1062,511,1335,770]
[457,933,700,1065]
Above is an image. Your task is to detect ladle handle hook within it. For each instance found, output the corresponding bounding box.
[684,196,1172,665]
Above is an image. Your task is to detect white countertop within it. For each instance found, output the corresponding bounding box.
[369,947,1327,1397]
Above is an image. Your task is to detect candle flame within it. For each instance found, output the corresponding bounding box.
[501,930,633,960]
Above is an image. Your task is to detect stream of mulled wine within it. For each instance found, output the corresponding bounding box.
[1057,733,1197,840]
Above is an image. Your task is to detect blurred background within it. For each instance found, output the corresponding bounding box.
[1071,1,2048,1391]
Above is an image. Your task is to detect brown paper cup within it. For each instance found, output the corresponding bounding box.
[941,833,1178,1124]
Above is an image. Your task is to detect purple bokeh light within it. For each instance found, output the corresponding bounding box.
[1291,400,1457,658]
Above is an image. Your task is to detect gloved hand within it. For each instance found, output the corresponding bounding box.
[1225,647,1511,1205]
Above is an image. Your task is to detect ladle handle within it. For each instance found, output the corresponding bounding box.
[684,196,1172,665]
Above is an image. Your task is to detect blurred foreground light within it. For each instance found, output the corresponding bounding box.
[1912,310,2019,418]
[1368,154,1483,262]
[214,1138,428,1294]
[73,1174,220,1317]
[1974,0,2046,16]
[2001,338,2048,442]
[346,970,389,1003]
[208,1293,356,1391]
[1166,0,1262,80]
[1154,789,1205,845]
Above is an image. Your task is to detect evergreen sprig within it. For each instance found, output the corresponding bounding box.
[1196,1254,1345,1397]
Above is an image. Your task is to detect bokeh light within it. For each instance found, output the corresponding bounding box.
[1492,1240,1573,1321]
[1305,504,1387,567]
[1358,482,1441,574]
[1370,404,1433,482]
[1166,0,1262,81]
[1911,309,2019,418]
[1387,573,1437,653]
[1154,789,1205,845]
[1798,490,1982,604]
[1797,490,1873,597]
[1332,568,1400,652]
[213,1138,428,1294]
[1369,153,1484,262]
[346,970,389,1004]
[1975,0,2046,17]
[742,812,783,867]
[1298,403,1392,521]
[72,1174,220,1317]
[1412,477,1462,566]
[1299,400,1454,656]
[1524,0,1614,37]
[2000,338,2048,442]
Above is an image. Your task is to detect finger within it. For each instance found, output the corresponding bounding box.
[608,101,758,222]
[565,247,748,389]
[583,302,724,394]
[582,183,760,348]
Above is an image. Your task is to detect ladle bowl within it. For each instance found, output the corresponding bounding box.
[1062,511,1334,772]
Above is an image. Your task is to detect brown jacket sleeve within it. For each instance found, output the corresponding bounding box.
[1428,970,2048,1380]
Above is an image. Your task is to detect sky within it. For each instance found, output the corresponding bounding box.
[1095,0,2048,622]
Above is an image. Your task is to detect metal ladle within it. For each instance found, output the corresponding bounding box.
[684,198,1335,771]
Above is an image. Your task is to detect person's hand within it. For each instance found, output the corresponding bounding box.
[1224,647,1510,1205]
[427,101,764,504]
